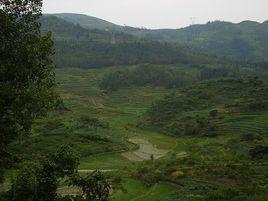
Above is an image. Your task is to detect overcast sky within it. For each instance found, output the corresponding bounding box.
[43,0,268,29]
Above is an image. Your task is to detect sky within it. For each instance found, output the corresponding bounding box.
[43,0,268,29]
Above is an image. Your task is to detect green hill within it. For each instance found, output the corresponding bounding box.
[50,13,121,31]
[40,15,135,42]
[41,15,227,69]
[123,21,268,63]
[50,13,268,63]
[40,16,187,68]
[144,77,268,135]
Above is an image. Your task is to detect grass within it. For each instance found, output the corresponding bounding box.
[111,179,178,201]
[79,152,133,170]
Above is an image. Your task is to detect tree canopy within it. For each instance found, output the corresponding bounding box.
[0,0,56,183]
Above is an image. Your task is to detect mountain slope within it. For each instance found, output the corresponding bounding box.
[48,13,121,31]
[50,13,268,63]
[40,15,134,42]
[126,21,268,63]
[40,16,191,68]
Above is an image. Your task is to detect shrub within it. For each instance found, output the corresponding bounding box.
[171,170,184,178]
[209,109,218,118]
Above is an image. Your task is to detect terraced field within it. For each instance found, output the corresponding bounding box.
[111,179,178,201]
[122,138,169,161]
[3,67,268,201]
[225,113,268,135]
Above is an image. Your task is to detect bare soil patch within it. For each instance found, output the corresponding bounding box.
[122,138,169,161]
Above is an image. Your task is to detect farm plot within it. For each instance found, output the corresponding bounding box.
[122,138,169,161]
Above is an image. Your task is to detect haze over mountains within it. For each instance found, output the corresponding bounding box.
[42,13,268,68]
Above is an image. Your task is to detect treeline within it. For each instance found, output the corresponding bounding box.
[53,40,188,68]
[100,65,197,91]
[100,64,263,91]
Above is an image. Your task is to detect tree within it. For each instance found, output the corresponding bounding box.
[0,0,56,182]
[10,146,79,201]
[79,117,102,132]
[209,109,218,118]
[71,171,111,201]
[10,162,39,201]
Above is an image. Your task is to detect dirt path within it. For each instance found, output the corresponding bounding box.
[78,169,116,173]
[122,138,169,161]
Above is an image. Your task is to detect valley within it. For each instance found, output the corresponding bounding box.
[1,5,268,201]
[2,66,267,200]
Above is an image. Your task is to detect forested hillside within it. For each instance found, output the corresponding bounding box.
[41,16,192,68]
[144,77,268,135]
[99,64,266,92]
[52,13,268,63]
[51,13,120,31]
[40,15,135,42]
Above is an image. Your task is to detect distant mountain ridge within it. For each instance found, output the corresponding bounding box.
[46,13,268,62]
[49,13,120,31]
[40,15,135,43]
[40,15,195,68]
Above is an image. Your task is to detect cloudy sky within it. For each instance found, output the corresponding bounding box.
[43,0,268,29]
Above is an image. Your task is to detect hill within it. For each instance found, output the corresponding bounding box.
[50,13,121,31]
[51,13,268,63]
[40,16,186,68]
[41,15,230,69]
[40,15,135,43]
[154,20,268,63]
[144,77,268,135]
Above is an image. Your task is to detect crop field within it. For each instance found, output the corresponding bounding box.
[111,179,178,201]
[122,138,169,161]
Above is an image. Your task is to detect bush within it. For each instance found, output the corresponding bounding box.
[209,109,218,118]
[171,170,184,178]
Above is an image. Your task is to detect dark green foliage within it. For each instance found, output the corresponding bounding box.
[249,146,268,159]
[161,184,268,201]
[78,116,107,131]
[49,13,119,31]
[0,0,56,183]
[10,162,40,201]
[128,21,268,63]
[71,171,111,201]
[100,64,198,91]
[209,110,218,118]
[100,63,266,92]
[41,16,248,69]
[10,146,79,201]
[54,40,187,68]
[40,16,135,42]
[51,146,80,178]
[51,13,268,63]
[40,15,193,68]
[241,134,256,142]
[144,78,268,135]
[55,98,70,111]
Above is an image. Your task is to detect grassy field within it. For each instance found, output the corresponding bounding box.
[111,179,178,201]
